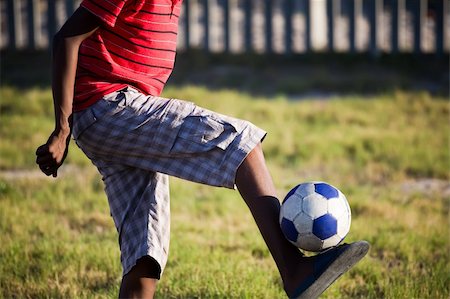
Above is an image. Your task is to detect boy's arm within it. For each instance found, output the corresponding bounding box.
[36,7,101,177]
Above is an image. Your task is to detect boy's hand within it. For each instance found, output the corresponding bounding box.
[36,129,71,177]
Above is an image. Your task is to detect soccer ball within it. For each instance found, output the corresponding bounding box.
[279,182,351,252]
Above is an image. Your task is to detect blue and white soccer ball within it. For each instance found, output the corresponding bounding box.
[279,182,351,252]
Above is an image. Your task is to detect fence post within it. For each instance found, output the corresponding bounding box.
[347,0,364,53]
[369,0,382,56]
[445,0,450,53]
[47,0,57,47]
[264,0,272,54]
[412,0,427,54]
[184,0,190,50]
[435,0,444,55]
[390,0,399,53]
[6,0,17,49]
[305,0,311,52]
[284,0,293,54]
[66,0,75,18]
[244,0,252,52]
[202,0,209,51]
[223,0,230,53]
[26,0,37,49]
[349,0,356,53]
[326,0,335,52]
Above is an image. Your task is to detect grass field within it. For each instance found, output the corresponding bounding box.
[0,53,449,298]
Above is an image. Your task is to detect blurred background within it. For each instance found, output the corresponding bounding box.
[0,1,449,298]
[1,0,449,53]
[0,0,450,99]
[1,0,449,94]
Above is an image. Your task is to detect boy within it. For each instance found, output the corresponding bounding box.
[35,1,369,298]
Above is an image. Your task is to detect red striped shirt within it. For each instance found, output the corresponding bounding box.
[73,0,182,111]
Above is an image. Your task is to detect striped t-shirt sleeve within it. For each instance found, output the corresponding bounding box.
[80,0,127,27]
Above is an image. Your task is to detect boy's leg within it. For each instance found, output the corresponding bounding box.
[84,160,170,299]
[119,256,160,299]
[235,143,369,298]
[235,143,314,295]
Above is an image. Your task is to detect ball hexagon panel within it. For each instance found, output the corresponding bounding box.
[302,194,328,219]
[343,194,352,218]
[314,182,339,200]
[293,212,313,235]
[280,194,303,221]
[298,233,324,252]
[282,184,300,204]
[327,196,347,218]
[312,214,338,240]
[296,182,315,199]
[280,217,299,243]
[336,213,351,238]
[322,234,343,249]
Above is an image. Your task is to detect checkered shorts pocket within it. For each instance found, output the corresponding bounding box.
[73,108,98,141]
[171,114,237,154]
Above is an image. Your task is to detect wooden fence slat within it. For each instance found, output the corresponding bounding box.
[435,0,445,54]
[223,0,230,52]
[65,0,75,18]
[435,0,448,55]
[244,0,252,52]
[413,0,427,54]
[264,0,272,53]
[26,0,36,49]
[348,0,357,53]
[47,0,57,47]
[326,0,335,52]
[304,0,311,52]
[202,0,209,51]
[355,0,363,52]
[369,0,382,56]
[398,0,406,51]
[284,0,293,54]
[446,0,450,52]
[6,0,16,49]
[184,0,190,50]
[391,0,399,53]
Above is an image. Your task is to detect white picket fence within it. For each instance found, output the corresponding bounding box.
[1,0,449,55]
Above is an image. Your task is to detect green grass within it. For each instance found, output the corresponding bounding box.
[0,86,449,298]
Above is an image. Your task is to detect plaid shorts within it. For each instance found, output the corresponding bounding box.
[72,87,266,276]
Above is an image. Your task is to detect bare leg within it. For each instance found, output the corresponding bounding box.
[235,143,314,295]
[119,256,160,299]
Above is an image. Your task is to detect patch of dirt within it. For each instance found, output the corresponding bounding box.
[2,167,449,199]
[400,178,450,198]
[0,165,89,180]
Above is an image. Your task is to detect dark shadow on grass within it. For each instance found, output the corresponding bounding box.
[1,50,52,88]
[1,50,448,97]
[170,50,449,98]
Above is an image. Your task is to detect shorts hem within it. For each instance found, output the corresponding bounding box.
[221,126,267,189]
[122,247,167,278]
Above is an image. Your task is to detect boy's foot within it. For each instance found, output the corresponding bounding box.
[287,241,370,299]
